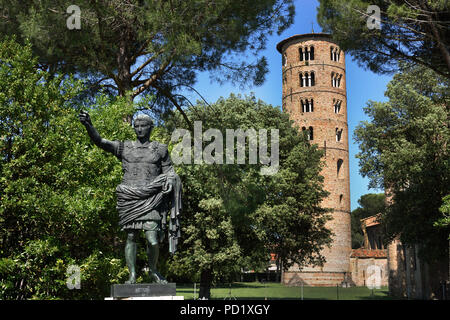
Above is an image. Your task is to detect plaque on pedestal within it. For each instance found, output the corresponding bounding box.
[109,283,179,300]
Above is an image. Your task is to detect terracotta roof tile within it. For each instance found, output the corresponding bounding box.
[351,248,387,258]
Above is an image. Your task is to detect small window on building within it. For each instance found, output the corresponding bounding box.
[332,73,342,87]
[302,126,313,141]
[337,159,343,178]
[301,99,314,113]
[310,46,314,60]
[331,47,340,62]
[299,48,303,61]
[339,194,343,204]
[336,128,342,142]
[308,126,313,140]
[334,100,342,113]
[300,72,315,87]
[282,53,287,66]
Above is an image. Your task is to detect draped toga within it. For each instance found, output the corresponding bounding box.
[113,140,181,254]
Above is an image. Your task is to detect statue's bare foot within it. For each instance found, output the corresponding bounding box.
[125,273,136,284]
[151,272,168,284]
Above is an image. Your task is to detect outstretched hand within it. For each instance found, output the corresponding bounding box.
[79,111,92,126]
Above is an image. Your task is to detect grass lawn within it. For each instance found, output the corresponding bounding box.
[176,282,393,300]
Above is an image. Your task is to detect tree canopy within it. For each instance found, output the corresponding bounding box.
[317,0,450,78]
[0,38,143,299]
[0,0,294,122]
[351,193,385,249]
[354,64,449,261]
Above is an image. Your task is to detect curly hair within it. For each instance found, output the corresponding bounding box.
[133,114,154,128]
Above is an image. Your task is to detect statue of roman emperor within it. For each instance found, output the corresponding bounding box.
[79,111,181,284]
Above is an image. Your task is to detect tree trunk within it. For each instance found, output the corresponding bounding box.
[199,268,213,299]
[116,27,134,124]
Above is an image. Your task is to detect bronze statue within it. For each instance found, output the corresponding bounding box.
[79,111,181,284]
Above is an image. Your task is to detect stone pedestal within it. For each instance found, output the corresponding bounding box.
[106,283,183,300]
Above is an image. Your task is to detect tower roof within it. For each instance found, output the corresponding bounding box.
[276,33,333,53]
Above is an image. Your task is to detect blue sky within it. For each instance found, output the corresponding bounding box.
[183,0,390,211]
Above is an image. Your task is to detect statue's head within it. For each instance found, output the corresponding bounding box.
[133,114,154,140]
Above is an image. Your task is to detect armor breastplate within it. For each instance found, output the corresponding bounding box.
[121,141,162,187]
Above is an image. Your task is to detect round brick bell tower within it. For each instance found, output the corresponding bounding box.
[277,33,351,286]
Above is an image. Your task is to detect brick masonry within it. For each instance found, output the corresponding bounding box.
[277,33,352,286]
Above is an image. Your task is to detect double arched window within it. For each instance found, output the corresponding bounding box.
[331,72,342,87]
[330,46,340,62]
[301,99,314,113]
[299,46,314,61]
[299,71,315,87]
[302,126,314,140]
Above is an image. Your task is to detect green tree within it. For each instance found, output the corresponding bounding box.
[0,0,295,120]
[351,193,386,249]
[0,38,141,299]
[317,0,450,78]
[164,94,332,299]
[354,64,449,263]
[435,195,450,232]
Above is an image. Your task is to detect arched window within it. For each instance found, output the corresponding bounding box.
[336,128,342,142]
[334,99,342,113]
[332,73,342,87]
[310,46,314,60]
[339,194,343,204]
[300,71,315,87]
[282,53,287,66]
[301,126,313,141]
[337,159,343,178]
[301,99,314,113]
[308,126,313,140]
[299,48,303,61]
[331,47,340,62]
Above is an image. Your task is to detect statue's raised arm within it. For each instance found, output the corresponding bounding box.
[79,111,119,155]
